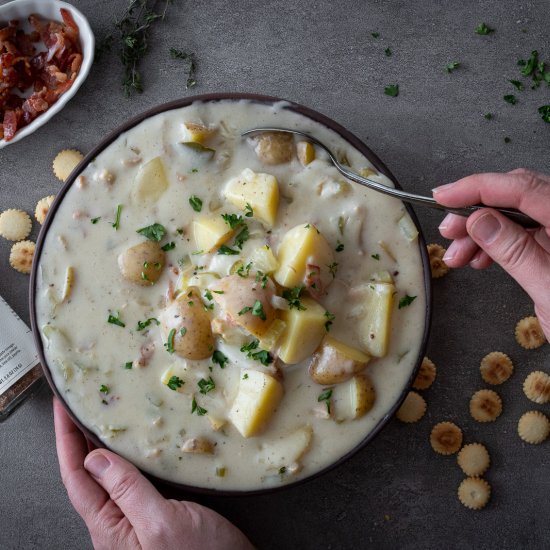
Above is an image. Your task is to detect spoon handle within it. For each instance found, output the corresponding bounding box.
[339,166,540,229]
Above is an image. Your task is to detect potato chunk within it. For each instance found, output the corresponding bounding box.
[257,425,313,471]
[211,275,276,337]
[159,290,214,360]
[224,168,279,226]
[297,141,315,166]
[278,297,327,364]
[309,336,371,385]
[181,437,215,454]
[193,216,235,253]
[118,241,165,286]
[273,224,334,290]
[333,373,376,420]
[132,157,168,203]
[228,369,284,437]
[248,245,279,274]
[254,132,294,165]
[181,122,217,144]
[359,282,395,357]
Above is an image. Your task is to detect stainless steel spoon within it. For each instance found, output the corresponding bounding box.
[242,127,539,229]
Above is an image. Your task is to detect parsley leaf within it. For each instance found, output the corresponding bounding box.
[218,244,239,255]
[252,300,266,321]
[236,262,252,277]
[384,84,399,97]
[371,32,380,38]
[398,294,417,309]
[198,376,215,394]
[167,375,184,391]
[244,203,254,217]
[521,50,539,77]
[137,223,166,241]
[221,213,243,229]
[475,22,494,35]
[124,361,133,369]
[169,47,197,89]
[538,105,550,123]
[234,225,249,249]
[446,62,460,73]
[161,241,176,251]
[108,312,125,328]
[335,241,345,252]
[191,397,207,416]
[240,339,273,365]
[238,305,252,315]
[384,47,392,57]
[504,94,518,105]
[212,350,228,368]
[282,286,306,310]
[509,79,524,91]
[99,384,110,394]
[324,311,335,332]
[91,217,101,224]
[484,113,493,120]
[164,328,176,353]
[136,317,160,330]
[189,195,203,212]
[318,388,333,414]
[371,253,380,260]
[112,204,123,230]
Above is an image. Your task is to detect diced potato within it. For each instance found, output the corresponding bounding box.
[181,122,217,144]
[224,168,279,226]
[180,142,216,159]
[132,157,168,203]
[257,425,313,470]
[211,275,277,337]
[258,319,287,351]
[186,271,220,290]
[207,414,227,432]
[297,141,315,166]
[254,132,294,165]
[273,224,334,289]
[118,241,165,286]
[333,373,376,420]
[359,282,395,357]
[193,216,235,253]
[228,369,284,437]
[308,336,371,385]
[160,364,189,392]
[370,271,394,284]
[398,212,419,242]
[278,297,327,364]
[181,437,215,454]
[248,245,279,274]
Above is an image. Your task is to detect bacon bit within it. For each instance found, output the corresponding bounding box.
[305,263,323,299]
[0,10,82,142]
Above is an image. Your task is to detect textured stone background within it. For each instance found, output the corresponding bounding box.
[1,1,549,548]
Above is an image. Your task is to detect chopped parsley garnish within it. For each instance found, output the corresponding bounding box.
[371,253,380,260]
[191,397,207,416]
[169,47,197,88]
[504,94,518,105]
[213,290,225,294]
[221,213,244,229]
[124,361,133,369]
[255,271,269,288]
[327,262,338,278]
[475,22,494,35]
[189,195,203,212]
[237,262,252,277]
[446,62,460,73]
[398,294,417,309]
[136,317,160,330]
[538,105,550,123]
[252,300,267,321]
[136,223,166,241]
[238,305,252,315]
[107,312,125,327]
[384,47,392,57]
[218,244,239,255]
[161,241,176,251]
[318,388,333,414]
[384,84,399,97]
[279,466,287,475]
[243,373,249,380]
[234,225,250,249]
[212,350,228,368]
[191,168,198,173]
[240,339,272,366]
[282,286,306,310]
[198,376,215,394]
[324,311,335,332]
[99,384,110,394]
[335,241,345,252]
[180,327,187,337]
[521,50,539,77]
[371,32,380,38]
[244,203,254,217]
[204,289,213,301]
[484,113,493,120]
[509,79,524,91]
[167,375,184,391]
[112,204,123,230]
[164,328,176,353]
[91,217,101,224]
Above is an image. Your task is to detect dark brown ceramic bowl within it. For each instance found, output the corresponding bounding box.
[30,93,432,496]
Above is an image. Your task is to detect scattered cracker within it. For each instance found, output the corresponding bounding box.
[470,389,502,423]
[518,411,550,444]
[480,351,513,385]
[430,421,463,455]
[457,443,490,477]
[53,149,84,182]
[35,195,56,224]
[413,356,437,390]
[458,477,491,510]
[9,240,35,274]
[427,243,449,279]
[0,209,32,241]
[396,391,427,423]
[515,316,547,349]
[523,371,550,404]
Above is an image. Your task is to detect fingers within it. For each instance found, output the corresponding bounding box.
[466,208,550,303]
[84,449,169,539]
[438,213,469,240]
[442,236,480,267]
[433,170,550,227]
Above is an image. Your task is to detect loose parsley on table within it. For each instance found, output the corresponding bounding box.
[503,94,518,105]
[446,62,460,73]
[384,84,399,97]
[475,22,494,35]
[170,47,197,89]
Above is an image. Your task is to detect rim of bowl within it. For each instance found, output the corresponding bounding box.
[0,0,95,149]
[30,92,432,497]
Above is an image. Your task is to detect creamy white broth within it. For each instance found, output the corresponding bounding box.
[36,100,426,491]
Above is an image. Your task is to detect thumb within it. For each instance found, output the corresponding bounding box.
[84,449,168,533]
[467,209,550,303]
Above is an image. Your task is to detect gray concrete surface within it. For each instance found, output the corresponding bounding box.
[1,0,549,548]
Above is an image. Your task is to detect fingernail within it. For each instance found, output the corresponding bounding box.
[442,241,458,262]
[438,222,448,232]
[85,452,110,478]
[432,181,456,194]
[470,213,501,244]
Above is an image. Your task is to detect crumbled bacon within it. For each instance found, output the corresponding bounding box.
[0,9,81,141]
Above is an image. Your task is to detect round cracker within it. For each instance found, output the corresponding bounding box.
[35,195,56,224]
[0,209,32,241]
[9,240,36,274]
[396,391,426,423]
[53,149,84,182]
[457,477,491,510]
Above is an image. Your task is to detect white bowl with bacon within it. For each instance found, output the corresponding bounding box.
[0,0,94,148]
